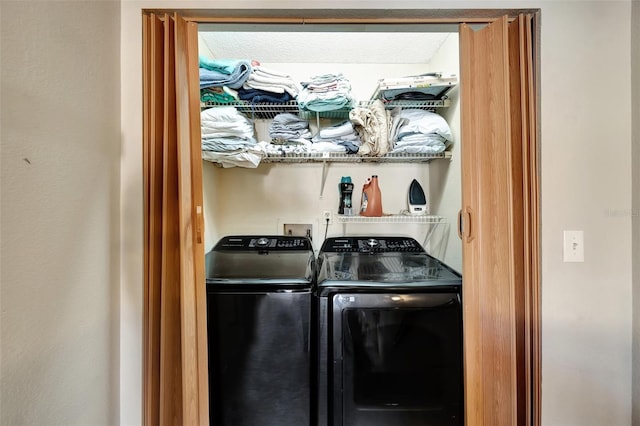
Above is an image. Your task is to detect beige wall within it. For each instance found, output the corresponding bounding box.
[0,1,121,425]
[632,0,640,423]
[427,34,462,271]
[540,3,632,425]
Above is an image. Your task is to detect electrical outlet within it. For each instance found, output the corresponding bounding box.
[322,210,332,225]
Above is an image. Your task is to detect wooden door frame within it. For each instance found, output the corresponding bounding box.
[141,7,541,426]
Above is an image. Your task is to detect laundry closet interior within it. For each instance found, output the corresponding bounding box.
[197,21,463,270]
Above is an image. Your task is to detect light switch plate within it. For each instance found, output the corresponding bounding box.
[563,230,584,262]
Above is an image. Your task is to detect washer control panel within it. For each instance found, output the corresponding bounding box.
[320,237,425,253]
[213,235,312,251]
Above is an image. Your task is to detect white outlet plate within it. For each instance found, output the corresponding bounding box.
[563,230,584,262]
[322,210,332,224]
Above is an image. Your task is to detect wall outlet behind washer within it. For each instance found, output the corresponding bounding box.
[283,223,313,240]
[322,210,333,225]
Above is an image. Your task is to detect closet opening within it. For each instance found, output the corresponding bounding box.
[142,9,540,426]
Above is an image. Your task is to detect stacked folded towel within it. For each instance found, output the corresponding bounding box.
[297,73,354,112]
[243,66,302,98]
[201,107,256,152]
[389,109,453,154]
[200,86,239,104]
[201,107,262,168]
[311,120,361,154]
[269,113,312,142]
[237,88,293,104]
[199,56,252,90]
[309,142,348,154]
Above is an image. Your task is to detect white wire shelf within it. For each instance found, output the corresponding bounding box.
[200,99,451,119]
[261,151,452,163]
[335,214,444,224]
[376,99,451,108]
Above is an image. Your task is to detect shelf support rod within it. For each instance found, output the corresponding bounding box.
[422,219,442,249]
[320,160,329,198]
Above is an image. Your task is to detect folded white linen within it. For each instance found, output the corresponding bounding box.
[309,142,347,153]
[395,109,453,142]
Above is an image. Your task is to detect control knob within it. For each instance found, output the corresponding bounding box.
[256,237,270,247]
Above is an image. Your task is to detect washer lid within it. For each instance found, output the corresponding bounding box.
[316,251,461,286]
[205,235,314,285]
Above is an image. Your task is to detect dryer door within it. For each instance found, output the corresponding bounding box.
[331,293,463,426]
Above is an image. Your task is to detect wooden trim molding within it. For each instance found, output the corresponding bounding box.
[143,8,540,24]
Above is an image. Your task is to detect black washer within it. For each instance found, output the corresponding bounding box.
[206,235,315,426]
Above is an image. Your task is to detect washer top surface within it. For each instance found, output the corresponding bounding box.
[206,235,314,285]
[317,237,461,288]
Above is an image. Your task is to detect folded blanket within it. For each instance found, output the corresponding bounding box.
[199,58,252,90]
[199,56,244,74]
[269,113,312,141]
[297,73,354,112]
[309,142,347,153]
[201,136,257,152]
[201,107,255,139]
[237,88,293,104]
[298,93,352,112]
[391,139,447,154]
[394,109,453,141]
[312,133,360,144]
[244,66,302,97]
[318,121,357,139]
[271,113,310,130]
[202,147,264,168]
[200,86,239,104]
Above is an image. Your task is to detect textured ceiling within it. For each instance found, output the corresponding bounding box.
[198,31,451,64]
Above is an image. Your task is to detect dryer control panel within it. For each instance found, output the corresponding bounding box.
[320,237,425,253]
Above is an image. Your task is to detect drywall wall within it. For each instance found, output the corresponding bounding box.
[540,3,632,425]
[427,33,461,272]
[120,2,634,426]
[203,161,432,252]
[0,1,121,425]
[632,0,640,424]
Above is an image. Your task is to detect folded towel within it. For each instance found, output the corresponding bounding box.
[244,66,302,97]
[199,58,252,89]
[237,88,293,104]
[200,86,239,104]
[199,57,244,74]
